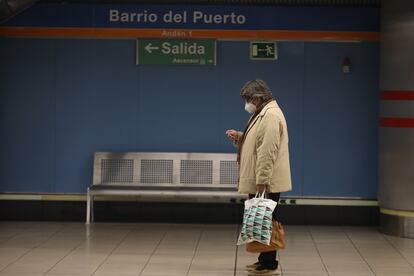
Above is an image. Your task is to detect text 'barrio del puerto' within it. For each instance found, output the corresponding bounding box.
[109,10,246,25]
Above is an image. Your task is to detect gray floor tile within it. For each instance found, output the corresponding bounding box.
[45,272,92,276]
[281,271,328,276]
[94,261,145,274]
[0,273,45,276]
[140,263,190,276]
[1,222,414,276]
[0,248,32,270]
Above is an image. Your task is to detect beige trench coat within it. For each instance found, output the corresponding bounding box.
[236,100,292,194]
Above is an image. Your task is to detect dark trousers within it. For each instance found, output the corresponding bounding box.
[248,192,280,269]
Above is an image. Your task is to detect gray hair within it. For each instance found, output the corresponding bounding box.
[240,79,273,101]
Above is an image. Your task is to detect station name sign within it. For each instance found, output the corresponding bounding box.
[2,4,379,33]
[110,10,246,25]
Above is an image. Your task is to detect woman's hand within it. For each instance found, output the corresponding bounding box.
[225,129,239,141]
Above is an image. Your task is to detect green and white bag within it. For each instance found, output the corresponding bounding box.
[237,192,277,246]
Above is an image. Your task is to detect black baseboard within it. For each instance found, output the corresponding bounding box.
[0,200,379,225]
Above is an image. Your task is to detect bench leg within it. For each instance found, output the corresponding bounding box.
[86,190,91,224]
[91,195,95,223]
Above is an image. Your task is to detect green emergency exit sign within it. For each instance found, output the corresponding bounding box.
[250,41,277,60]
[137,39,216,65]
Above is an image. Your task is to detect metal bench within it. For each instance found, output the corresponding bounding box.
[86,152,246,223]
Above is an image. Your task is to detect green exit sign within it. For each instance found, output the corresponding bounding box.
[250,41,278,60]
[137,39,216,66]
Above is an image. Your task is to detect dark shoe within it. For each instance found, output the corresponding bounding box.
[247,266,281,275]
[245,261,260,271]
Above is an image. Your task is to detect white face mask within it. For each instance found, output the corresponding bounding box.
[244,102,257,114]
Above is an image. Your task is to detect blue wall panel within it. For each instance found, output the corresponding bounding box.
[136,65,221,152]
[0,38,379,197]
[54,40,139,192]
[0,38,56,192]
[303,42,379,198]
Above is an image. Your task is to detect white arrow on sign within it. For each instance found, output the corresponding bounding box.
[145,43,159,53]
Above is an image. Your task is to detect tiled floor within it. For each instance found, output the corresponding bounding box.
[0,222,413,276]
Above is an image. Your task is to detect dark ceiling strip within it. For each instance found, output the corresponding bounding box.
[38,0,380,7]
